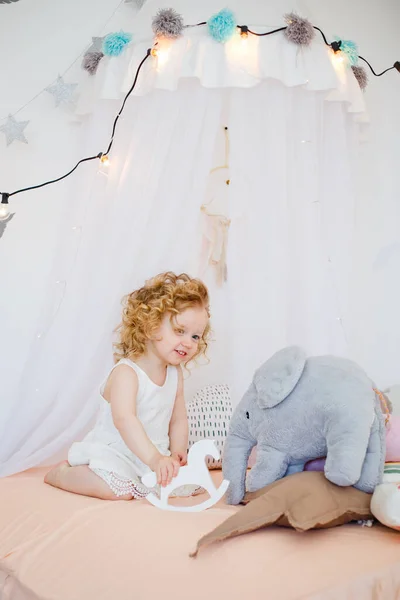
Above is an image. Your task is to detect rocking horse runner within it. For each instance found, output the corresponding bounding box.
[142,440,230,512]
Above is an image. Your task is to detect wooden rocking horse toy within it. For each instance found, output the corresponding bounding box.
[142,440,230,512]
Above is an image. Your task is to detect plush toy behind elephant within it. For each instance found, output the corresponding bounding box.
[223,347,386,505]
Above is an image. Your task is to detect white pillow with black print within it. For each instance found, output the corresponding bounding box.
[187,384,232,469]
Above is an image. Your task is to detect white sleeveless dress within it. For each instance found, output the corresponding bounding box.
[68,359,199,498]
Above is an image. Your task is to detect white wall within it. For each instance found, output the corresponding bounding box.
[0,0,399,407]
[0,0,130,400]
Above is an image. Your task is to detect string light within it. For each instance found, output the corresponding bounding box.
[332,50,345,64]
[150,42,171,69]
[100,154,110,166]
[0,50,152,213]
[1,16,398,216]
[330,40,342,54]
[156,48,171,68]
[0,193,10,221]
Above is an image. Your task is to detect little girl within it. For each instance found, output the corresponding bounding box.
[45,272,211,501]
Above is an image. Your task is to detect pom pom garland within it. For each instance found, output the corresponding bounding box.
[284,12,315,46]
[152,8,184,39]
[2,9,398,220]
[102,31,132,57]
[82,52,104,75]
[352,65,368,90]
[207,8,237,44]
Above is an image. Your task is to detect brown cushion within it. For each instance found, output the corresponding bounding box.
[190,471,372,556]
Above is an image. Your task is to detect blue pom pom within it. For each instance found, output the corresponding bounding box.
[208,8,236,43]
[103,31,132,57]
[335,36,359,66]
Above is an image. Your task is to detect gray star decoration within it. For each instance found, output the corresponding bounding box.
[87,36,104,53]
[0,114,29,146]
[0,213,15,239]
[125,0,146,7]
[46,75,78,107]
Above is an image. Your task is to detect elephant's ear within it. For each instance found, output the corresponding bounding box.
[254,346,306,409]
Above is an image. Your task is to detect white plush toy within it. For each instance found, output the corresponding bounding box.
[371,461,400,531]
[142,440,230,512]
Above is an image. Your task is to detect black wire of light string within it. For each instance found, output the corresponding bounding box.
[241,22,400,78]
[2,20,399,208]
[191,20,400,78]
[0,49,151,208]
[312,26,399,77]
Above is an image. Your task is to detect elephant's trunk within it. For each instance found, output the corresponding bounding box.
[223,420,255,505]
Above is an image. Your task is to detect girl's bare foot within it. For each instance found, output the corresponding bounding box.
[44,460,69,487]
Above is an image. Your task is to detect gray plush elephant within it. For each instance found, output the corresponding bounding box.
[223,347,386,505]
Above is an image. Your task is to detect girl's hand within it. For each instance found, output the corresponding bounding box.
[171,450,187,466]
[153,455,180,487]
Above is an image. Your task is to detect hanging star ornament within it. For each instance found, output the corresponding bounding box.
[125,0,146,7]
[87,36,104,53]
[46,75,78,107]
[0,213,15,239]
[0,114,29,146]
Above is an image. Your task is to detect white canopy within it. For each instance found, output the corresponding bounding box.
[76,0,367,120]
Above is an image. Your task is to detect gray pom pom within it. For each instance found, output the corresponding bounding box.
[82,52,104,75]
[284,12,315,46]
[152,8,184,39]
[352,65,368,90]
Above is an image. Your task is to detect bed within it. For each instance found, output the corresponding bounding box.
[1,468,400,600]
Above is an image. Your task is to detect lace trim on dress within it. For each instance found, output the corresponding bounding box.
[92,468,149,499]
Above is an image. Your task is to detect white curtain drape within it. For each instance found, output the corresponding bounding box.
[0,81,223,476]
[226,82,356,395]
[0,79,358,477]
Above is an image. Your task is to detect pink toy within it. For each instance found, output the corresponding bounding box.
[305,415,400,471]
[385,416,400,462]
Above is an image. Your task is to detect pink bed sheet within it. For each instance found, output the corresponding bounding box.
[1,468,400,600]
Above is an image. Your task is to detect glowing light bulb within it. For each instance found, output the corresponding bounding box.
[100,154,110,166]
[0,202,10,221]
[330,48,345,65]
[0,192,10,221]
[151,47,158,57]
[156,47,170,68]
[240,25,249,38]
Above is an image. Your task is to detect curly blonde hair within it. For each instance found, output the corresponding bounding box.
[114,272,211,364]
